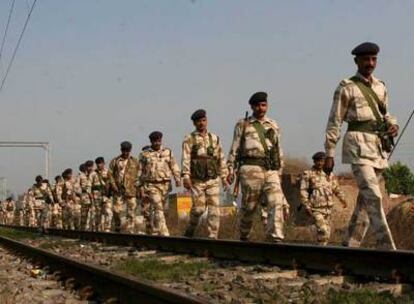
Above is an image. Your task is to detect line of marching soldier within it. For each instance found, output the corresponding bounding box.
[9,42,400,249]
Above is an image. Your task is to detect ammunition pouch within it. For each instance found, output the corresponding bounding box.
[190,156,219,181]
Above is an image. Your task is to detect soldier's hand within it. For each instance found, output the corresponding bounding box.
[175,180,182,188]
[324,157,334,173]
[305,207,312,217]
[226,173,234,185]
[387,124,399,138]
[183,178,192,191]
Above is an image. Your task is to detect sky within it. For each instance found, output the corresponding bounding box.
[0,0,413,194]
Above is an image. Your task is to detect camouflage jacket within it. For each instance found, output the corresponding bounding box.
[181,130,228,181]
[325,72,398,169]
[227,115,284,174]
[79,172,93,195]
[53,181,64,204]
[62,178,78,202]
[300,167,345,208]
[30,183,54,203]
[90,168,112,195]
[138,146,181,185]
[109,155,139,197]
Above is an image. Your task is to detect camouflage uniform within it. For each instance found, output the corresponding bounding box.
[79,172,94,231]
[0,201,5,225]
[182,131,227,238]
[90,168,113,232]
[300,167,346,245]
[30,183,53,229]
[228,116,288,241]
[62,178,81,230]
[325,72,397,249]
[109,155,139,233]
[26,190,36,227]
[15,198,25,226]
[51,181,64,229]
[4,200,15,225]
[138,146,181,236]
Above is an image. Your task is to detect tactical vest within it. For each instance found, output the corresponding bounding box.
[190,132,219,181]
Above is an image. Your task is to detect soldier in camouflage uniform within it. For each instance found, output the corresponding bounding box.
[109,141,140,233]
[300,152,347,245]
[0,200,4,225]
[25,189,36,227]
[15,196,25,226]
[227,92,289,242]
[138,131,181,236]
[30,176,54,229]
[91,157,113,232]
[324,42,399,250]
[182,109,228,239]
[79,161,95,231]
[62,169,81,230]
[4,197,15,225]
[50,176,64,229]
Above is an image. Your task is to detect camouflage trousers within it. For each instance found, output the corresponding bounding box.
[239,165,286,241]
[142,182,170,236]
[80,194,94,231]
[92,191,113,232]
[113,195,137,233]
[311,207,332,245]
[5,211,14,225]
[63,200,81,230]
[50,203,63,229]
[345,164,396,250]
[185,177,220,239]
[34,200,49,229]
[15,210,25,226]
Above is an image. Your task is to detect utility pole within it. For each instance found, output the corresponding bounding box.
[0,141,50,179]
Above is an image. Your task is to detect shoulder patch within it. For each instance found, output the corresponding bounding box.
[339,78,354,87]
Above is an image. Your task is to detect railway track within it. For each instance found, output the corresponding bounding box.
[1,224,414,285]
[0,231,208,304]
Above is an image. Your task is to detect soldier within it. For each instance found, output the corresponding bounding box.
[227,92,289,242]
[182,109,228,239]
[91,157,113,232]
[79,160,94,231]
[299,152,347,245]
[50,175,64,229]
[109,141,140,233]
[62,168,81,230]
[4,196,15,225]
[138,131,181,236]
[30,176,54,230]
[15,196,25,226]
[324,42,399,250]
[0,200,4,224]
[25,189,36,227]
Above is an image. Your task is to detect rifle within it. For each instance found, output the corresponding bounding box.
[388,108,414,160]
[232,111,249,198]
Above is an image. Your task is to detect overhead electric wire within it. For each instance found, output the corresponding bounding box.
[0,0,16,69]
[0,0,38,92]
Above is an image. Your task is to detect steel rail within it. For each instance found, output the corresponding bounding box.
[2,225,414,283]
[0,232,208,304]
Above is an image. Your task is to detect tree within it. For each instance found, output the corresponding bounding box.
[383,161,414,195]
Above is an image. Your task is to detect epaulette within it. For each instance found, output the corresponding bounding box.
[141,145,151,151]
[339,78,354,87]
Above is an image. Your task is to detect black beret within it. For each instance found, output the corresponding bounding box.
[351,42,380,56]
[249,91,268,105]
[55,175,62,181]
[312,151,326,160]
[85,160,94,167]
[149,131,163,141]
[120,141,132,151]
[79,163,85,172]
[95,157,105,164]
[35,175,43,182]
[191,109,206,121]
[62,168,72,177]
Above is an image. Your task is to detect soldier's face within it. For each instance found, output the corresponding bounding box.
[314,158,325,170]
[355,55,377,77]
[194,117,208,132]
[251,102,268,118]
[97,163,105,170]
[86,165,94,173]
[121,149,131,158]
[151,138,162,150]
